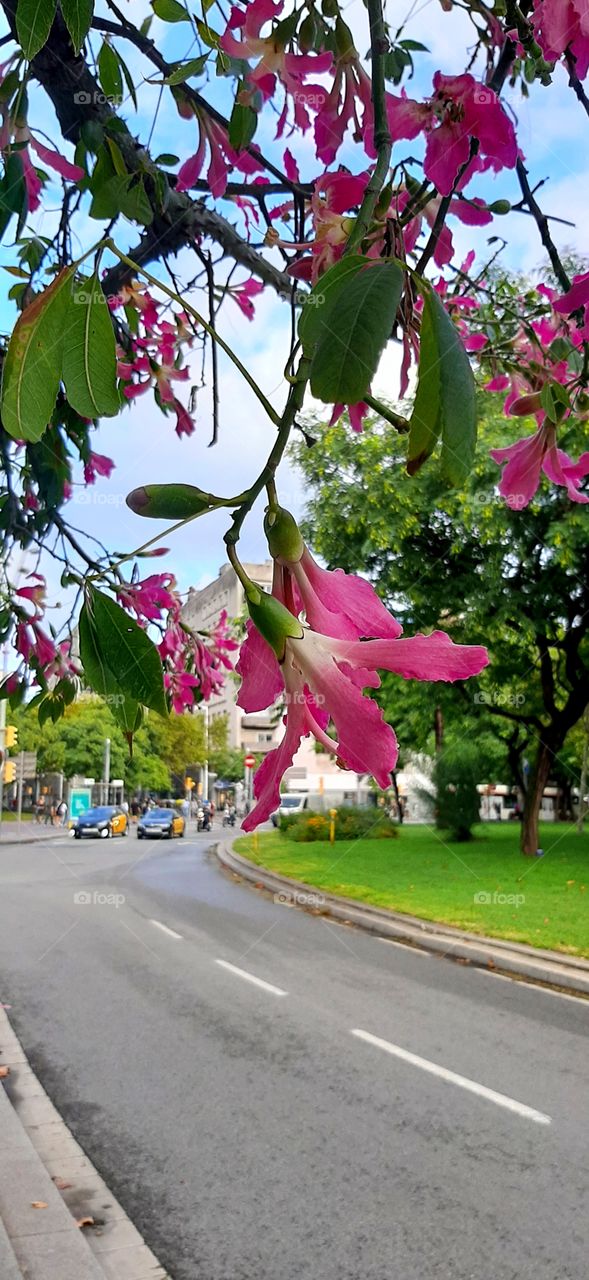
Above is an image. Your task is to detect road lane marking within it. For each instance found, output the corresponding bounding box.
[350,1029,551,1125]
[215,959,287,996]
[150,919,183,940]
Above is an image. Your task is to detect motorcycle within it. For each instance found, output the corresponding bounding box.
[197,807,211,832]
[222,810,236,828]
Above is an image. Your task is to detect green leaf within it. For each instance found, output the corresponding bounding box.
[79,603,142,736]
[89,173,130,220]
[120,178,154,225]
[228,91,257,150]
[154,152,180,165]
[126,483,229,519]
[16,0,57,57]
[114,46,138,109]
[298,255,371,354]
[163,56,209,84]
[309,261,404,405]
[62,272,121,419]
[98,40,123,103]
[407,286,477,485]
[1,265,75,442]
[86,587,168,718]
[152,0,189,20]
[61,0,93,52]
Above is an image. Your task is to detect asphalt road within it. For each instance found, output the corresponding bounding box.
[0,827,587,1280]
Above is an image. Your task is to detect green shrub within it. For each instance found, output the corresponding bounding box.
[433,743,480,841]
[280,806,399,842]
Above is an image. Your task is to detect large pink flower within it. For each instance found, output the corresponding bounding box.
[490,424,589,508]
[387,73,517,196]
[240,613,488,830]
[237,543,488,828]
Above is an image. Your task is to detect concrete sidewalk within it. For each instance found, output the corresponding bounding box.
[0,1010,170,1280]
[216,839,589,998]
[0,823,68,845]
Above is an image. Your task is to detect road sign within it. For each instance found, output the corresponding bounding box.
[70,788,92,819]
[244,755,256,768]
[16,751,37,776]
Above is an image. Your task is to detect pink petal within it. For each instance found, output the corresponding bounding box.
[242,702,306,830]
[296,642,398,788]
[425,121,470,196]
[29,137,85,182]
[236,621,284,712]
[490,427,546,509]
[296,548,403,639]
[331,630,489,682]
[553,271,589,314]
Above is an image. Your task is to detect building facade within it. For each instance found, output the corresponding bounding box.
[182,561,281,754]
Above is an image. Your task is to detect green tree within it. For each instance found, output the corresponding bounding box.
[434,743,481,841]
[293,402,589,855]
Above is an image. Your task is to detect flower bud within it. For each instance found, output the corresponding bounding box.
[264,506,305,563]
[246,589,303,659]
[487,199,511,215]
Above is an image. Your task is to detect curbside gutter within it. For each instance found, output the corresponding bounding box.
[0,1008,171,1280]
[215,839,589,999]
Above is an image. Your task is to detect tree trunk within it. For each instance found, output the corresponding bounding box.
[391,771,403,823]
[520,741,553,855]
[576,709,589,832]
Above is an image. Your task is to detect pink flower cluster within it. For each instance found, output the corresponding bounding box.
[111,281,197,438]
[117,572,237,714]
[12,576,80,688]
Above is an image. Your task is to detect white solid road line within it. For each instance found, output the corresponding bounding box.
[150,919,183,940]
[351,1029,551,1125]
[215,959,288,996]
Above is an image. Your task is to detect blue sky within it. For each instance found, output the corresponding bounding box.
[2,0,588,617]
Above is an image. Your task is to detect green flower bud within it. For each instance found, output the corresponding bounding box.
[246,589,304,659]
[487,199,511,215]
[264,506,305,563]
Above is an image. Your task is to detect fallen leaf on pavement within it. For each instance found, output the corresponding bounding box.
[0,1065,10,1077]
[31,1202,48,1210]
[52,1176,72,1190]
[76,1216,95,1229]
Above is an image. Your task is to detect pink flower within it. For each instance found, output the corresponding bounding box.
[21,148,43,212]
[329,401,370,433]
[83,452,115,485]
[229,276,265,319]
[221,0,332,131]
[237,542,487,828]
[177,111,263,200]
[532,1,589,79]
[239,609,488,830]
[117,574,178,622]
[387,73,517,196]
[164,670,201,714]
[553,271,589,317]
[490,424,589,508]
[314,48,373,163]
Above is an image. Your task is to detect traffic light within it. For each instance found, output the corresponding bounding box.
[3,761,16,784]
[5,725,17,749]
[184,777,195,790]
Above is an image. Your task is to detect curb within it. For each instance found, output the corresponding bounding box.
[0,828,68,846]
[0,1008,171,1280]
[215,840,589,998]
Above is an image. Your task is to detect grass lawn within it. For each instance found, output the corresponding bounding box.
[235,822,589,958]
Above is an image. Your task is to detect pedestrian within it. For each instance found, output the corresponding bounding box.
[209,799,215,828]
[130,799,140,823]
[56,799,68,827]
[35,796,45,824]
[45,800,55,826]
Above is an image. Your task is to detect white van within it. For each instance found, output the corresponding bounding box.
[270,794,309,827]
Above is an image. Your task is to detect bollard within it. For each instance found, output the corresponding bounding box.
[253,830,259,854]
[329,808,337,845]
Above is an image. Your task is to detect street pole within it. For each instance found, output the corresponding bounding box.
[103,738,111,805]
[0,644,8,838]
[203,704,209,803]
[16,753,23,824]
